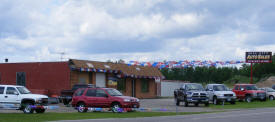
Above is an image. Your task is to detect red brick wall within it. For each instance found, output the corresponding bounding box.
[0,62,70,96]
[121,78,157,99]
[135,79,157,99]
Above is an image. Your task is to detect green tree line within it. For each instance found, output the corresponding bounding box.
[161,54,275,84]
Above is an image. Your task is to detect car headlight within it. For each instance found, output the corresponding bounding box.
[136,98,140,102]
[187,92,192,97]
[124,99,131,102]
[217,93,223,97]
[36,98,42,103]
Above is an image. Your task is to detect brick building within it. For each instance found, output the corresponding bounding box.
[0,59,164,98]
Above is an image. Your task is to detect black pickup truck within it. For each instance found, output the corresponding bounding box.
[174,83,209,107]
[60,84,95,105]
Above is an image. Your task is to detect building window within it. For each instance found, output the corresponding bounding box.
[79,77,86,84]
[117,78,126,92]
[16,72,26,86]
[141,79,149,93]
[0,72,1,82]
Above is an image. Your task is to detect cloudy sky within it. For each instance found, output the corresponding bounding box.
[0,0,274,63]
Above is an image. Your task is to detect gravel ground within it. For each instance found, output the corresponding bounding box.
[0,98,216,113]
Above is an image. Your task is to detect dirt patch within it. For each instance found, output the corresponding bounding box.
[256,76,275,88]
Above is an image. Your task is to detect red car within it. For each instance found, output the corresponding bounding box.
[232,84,266,102]
[71,87,140,112]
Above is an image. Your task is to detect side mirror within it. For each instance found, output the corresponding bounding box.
[241,88,245,91]
[104,94,109,98]
[14,91,19,95]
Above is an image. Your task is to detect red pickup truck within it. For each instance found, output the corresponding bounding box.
[71,87,140,112]
[232,84,266,102]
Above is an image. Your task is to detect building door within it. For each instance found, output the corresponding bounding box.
[132,79,136,97]
[96,73,106,87]
[16,72,26,86]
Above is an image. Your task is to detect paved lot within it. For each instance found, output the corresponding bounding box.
[54,107,275,122]
[0,98,215,113]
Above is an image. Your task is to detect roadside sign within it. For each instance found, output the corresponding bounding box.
[245,52,272,63]
[245,52,272,84]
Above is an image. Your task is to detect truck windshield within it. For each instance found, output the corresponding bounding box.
[17,87,31,94]
[246,85,258,90]
[267,88,275,92]
[186,84,204,91]
[213,85,229,91]
[106,89,123,96]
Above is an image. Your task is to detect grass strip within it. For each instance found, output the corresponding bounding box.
[209,100,275,109]
[0,111,217,122]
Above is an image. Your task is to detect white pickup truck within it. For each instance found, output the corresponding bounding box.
[0,85,48,114]
[206,84,236,105]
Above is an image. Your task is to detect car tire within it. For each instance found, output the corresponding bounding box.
[195,103,199,107]
[230,101,236,104]
[176,99,180,106]
[269,96,274,101]
[77,102,87,113]
[63,99,70,105]
[184,100,188,107]
[35,109,45,113]
[111,103,122,113]
[213,97,219,105]
[23,103,34,114]
[245,96,252,103]
[205,102,209,107]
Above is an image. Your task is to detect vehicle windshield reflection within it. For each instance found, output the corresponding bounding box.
[106,89,123,96]
[186,84,204,91]
[213,85,229,91]
[16,87,31,94]
[246,85,258,90]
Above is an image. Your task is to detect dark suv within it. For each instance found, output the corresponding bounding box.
[72,88,140,112]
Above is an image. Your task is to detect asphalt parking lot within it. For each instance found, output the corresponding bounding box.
[0,98,216,113]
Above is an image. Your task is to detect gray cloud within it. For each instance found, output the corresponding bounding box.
[0,0,275,63]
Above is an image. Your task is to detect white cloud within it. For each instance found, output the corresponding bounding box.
[0,0,275,63]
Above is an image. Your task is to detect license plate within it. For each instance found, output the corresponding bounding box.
[133,105,137,108]
[227,98,231,101]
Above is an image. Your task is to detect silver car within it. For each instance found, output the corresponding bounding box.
[259,87,275,100]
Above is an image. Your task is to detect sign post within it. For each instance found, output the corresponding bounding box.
[245,52,272,84]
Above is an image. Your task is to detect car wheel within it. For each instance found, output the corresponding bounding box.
[269,96,274,101]
[205,102,209,107]
[213,97,219,105]
[230,101,236,104]
[63,99,70,105]
[245,96,252,103]
[77,103,87,113]
[184,100,188,107]
[23,103,34,114]
[175,99,180,106]
[35,109,45,113]
[111,103,122,113]
[195,103,199,107]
